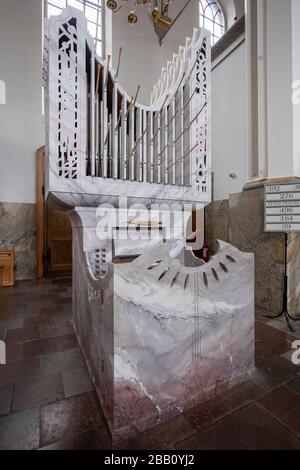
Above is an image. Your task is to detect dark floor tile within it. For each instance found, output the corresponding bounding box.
[40,391,103,447]
[184,381,263,431]
[52,310,72,323]
[0,357,40,388]
[183,394,232,431]
[0,385,13,416]
[38,305,72,323]
[52,279,72,286]
[73,426,112,450]
[176,403,300,450]
[12,374,64,413]
[258,385,300,436]
[48,287,69,294]
[251,354,298,392]
[0,300,29,310]
[53,297,72,305]
[0,312,13,322]
[39,321,73,339]
[0,408,40,450]
[38,307,56,317]
[29,294,54,302]
[0,319,24,338]
[24,316,52,328]
[0,328,5,341]
[222,380,265,407]
[40,349,85,376]
[63,366,93,398]
[22,340,42,358]
[6,326,39,344]
[286,376,300,395]
[255,321,294,357]
[116,415,195,451]
[13,308,43,319]
[39,437,75,450]
[55,334,78,352]
[6,342,23,363]
[23,338,57,358]
[24,334,78,359]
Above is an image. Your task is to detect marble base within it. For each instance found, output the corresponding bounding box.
[205,188,300,316]
[0,202,36,281]
[70,208,255,441]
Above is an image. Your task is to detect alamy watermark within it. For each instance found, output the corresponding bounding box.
[0,340,6,365]
[291,340,300,366]
[95,197,204,246]
[292,80,300,105]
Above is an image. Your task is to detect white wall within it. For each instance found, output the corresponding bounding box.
[0,0,44,204]
[112,1,199,105]
[266,0,293,177]
[112,0,244,105]
[112,0,246,201]
[212,43,247,200]
[291,0,300,176]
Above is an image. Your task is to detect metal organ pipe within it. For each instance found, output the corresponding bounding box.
[48,8,210,196]
[88,49,207,185]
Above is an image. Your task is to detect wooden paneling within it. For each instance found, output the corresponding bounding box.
[0,249,15,287]
[46,208,72,272]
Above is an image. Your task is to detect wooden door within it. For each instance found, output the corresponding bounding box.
[36,147,46,279]
[46,207,72,272]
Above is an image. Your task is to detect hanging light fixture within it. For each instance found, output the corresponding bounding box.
[106,0,174,29]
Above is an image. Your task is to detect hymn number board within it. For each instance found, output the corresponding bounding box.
[265,182,300,233]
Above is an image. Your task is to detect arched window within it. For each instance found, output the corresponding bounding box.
[199,0,225,46]
[48,0,102,56]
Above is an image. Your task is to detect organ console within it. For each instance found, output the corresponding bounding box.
[44,7,254,443]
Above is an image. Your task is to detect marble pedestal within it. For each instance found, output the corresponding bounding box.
[70,208,255,441]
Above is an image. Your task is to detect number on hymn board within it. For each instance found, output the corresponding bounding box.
[280,193,294,200]
[267,185,280,193]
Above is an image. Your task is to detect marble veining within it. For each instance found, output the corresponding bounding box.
[0,202,36,280]
[70,208,255,441]
[205,189,300,316]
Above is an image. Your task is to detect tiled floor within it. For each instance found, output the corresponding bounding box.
[0,276,300,450]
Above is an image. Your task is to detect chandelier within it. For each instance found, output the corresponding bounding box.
[106,0,174,28]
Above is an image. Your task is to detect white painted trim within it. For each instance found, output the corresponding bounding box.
[257,0,268,179]
[211,33,245,70]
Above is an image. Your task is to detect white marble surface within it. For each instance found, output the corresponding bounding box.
[70,206,255,440]
[46,7,212,208]
[113,240,255,437]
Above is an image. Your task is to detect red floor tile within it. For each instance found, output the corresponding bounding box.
[176,403,300,450]
[258,385,300,436]
[40,392,103,447]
